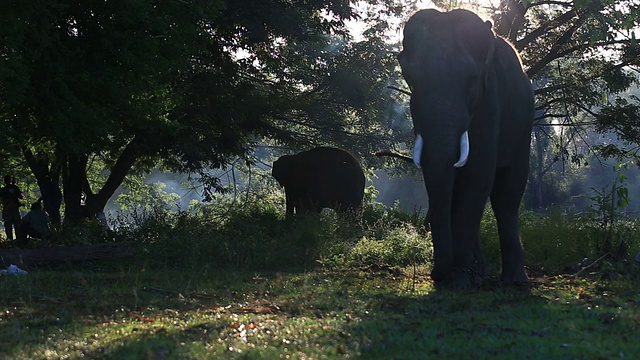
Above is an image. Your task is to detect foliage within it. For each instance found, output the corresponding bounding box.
[0,0,414,225]
[111,194,432,273]
[114,197,330,270]
[115,179,181,212]
[481,203,640,274]
[326,225,431,270]
[579,164,634,258]
[55,218,117,247]
[520,210,601,270]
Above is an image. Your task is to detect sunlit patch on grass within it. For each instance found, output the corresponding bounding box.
[2,264,639,358]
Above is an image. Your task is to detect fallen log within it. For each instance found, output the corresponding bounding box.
[0,242,134,269]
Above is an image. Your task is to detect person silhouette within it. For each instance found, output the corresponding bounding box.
[22,201,54,240]
[0,175,25,244]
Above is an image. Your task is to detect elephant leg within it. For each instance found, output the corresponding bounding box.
[490,150,530,284]
[450,175,493,288]
[299,196,321,214]
[285,191,295,215]
[424,208,432,232]
[472,239,486,277]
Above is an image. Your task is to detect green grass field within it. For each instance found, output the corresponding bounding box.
[2,205,640,359]
[2,263,639,359]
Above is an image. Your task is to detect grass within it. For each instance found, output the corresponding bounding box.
[2,201,640,359]
[2,262,640,359]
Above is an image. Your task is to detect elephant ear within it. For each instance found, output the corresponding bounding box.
[449,10,497,92]
[398,9,443,87]
[451,11,496,70]
[272,155,294,186]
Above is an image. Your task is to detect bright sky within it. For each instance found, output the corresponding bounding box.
[346,0,494,42]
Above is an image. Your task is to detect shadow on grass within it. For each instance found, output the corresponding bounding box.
[346,277,639,359]
[1,267,639,359]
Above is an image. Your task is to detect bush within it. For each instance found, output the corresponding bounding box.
[332,225,431,269]
[58,218,117,246]
[112,198,347,270]
[109,191,640,275]
[110,196,434,272]
[520,209,595,269]
[481,207,640,274]
[322,203,432,270]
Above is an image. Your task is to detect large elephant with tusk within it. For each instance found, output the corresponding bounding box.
[399,9,534,288]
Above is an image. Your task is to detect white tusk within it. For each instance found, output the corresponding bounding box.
[453,131,469,168]
[413,134,423,168]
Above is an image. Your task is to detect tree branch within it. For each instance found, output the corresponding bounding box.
[387,85,411,96]
[527,16,586,77]
[516,9,577,51]
[528,0,573,8]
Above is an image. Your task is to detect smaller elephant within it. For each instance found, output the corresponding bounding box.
[272,147,366,215]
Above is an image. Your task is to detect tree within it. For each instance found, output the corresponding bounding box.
[486,0,639,209]
[0,0,412,225]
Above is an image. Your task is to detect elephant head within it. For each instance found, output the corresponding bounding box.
[271,155,293,188]
[272,154,302,215]
[399,9,496,169]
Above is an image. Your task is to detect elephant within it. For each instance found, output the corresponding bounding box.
[398,9,534,287]
[272,147,366,215]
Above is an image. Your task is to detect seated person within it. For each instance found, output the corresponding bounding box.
[22,202,54,240]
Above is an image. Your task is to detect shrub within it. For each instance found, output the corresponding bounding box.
[59,218,117,246]
[520,209,594,270]
[110,195,435,272]
[109,191,640,275]
[481,206,640,274]
[324,204,432,270]
[112,197,347,270]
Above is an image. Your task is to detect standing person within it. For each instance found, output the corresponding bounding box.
[0,175,25,244]
[39,175,63,230]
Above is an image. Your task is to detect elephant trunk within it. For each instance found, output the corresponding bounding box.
[415,117,470,282]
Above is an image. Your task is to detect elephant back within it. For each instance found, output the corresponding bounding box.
[304,147,365,209]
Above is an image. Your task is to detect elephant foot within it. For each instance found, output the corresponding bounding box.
[453,268,483,289]
[430,262,452,284]
[433,268,482,290]
[500,268,529,285]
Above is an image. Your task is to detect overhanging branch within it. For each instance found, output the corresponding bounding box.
[516,9,577,51]
[527,16,586,77]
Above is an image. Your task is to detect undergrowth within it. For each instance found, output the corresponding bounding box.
[7,178,639,278]
[105,194,640,278]
[481,207,640,275]
[3,196,640,359]
[110,197,431,273]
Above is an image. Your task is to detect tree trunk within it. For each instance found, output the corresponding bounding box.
[24,134,151,228]
[22,147,63,187]
[534,128,545,209]
[61,136,144,226]
[62,153,88,225]
[83,137,142,218]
